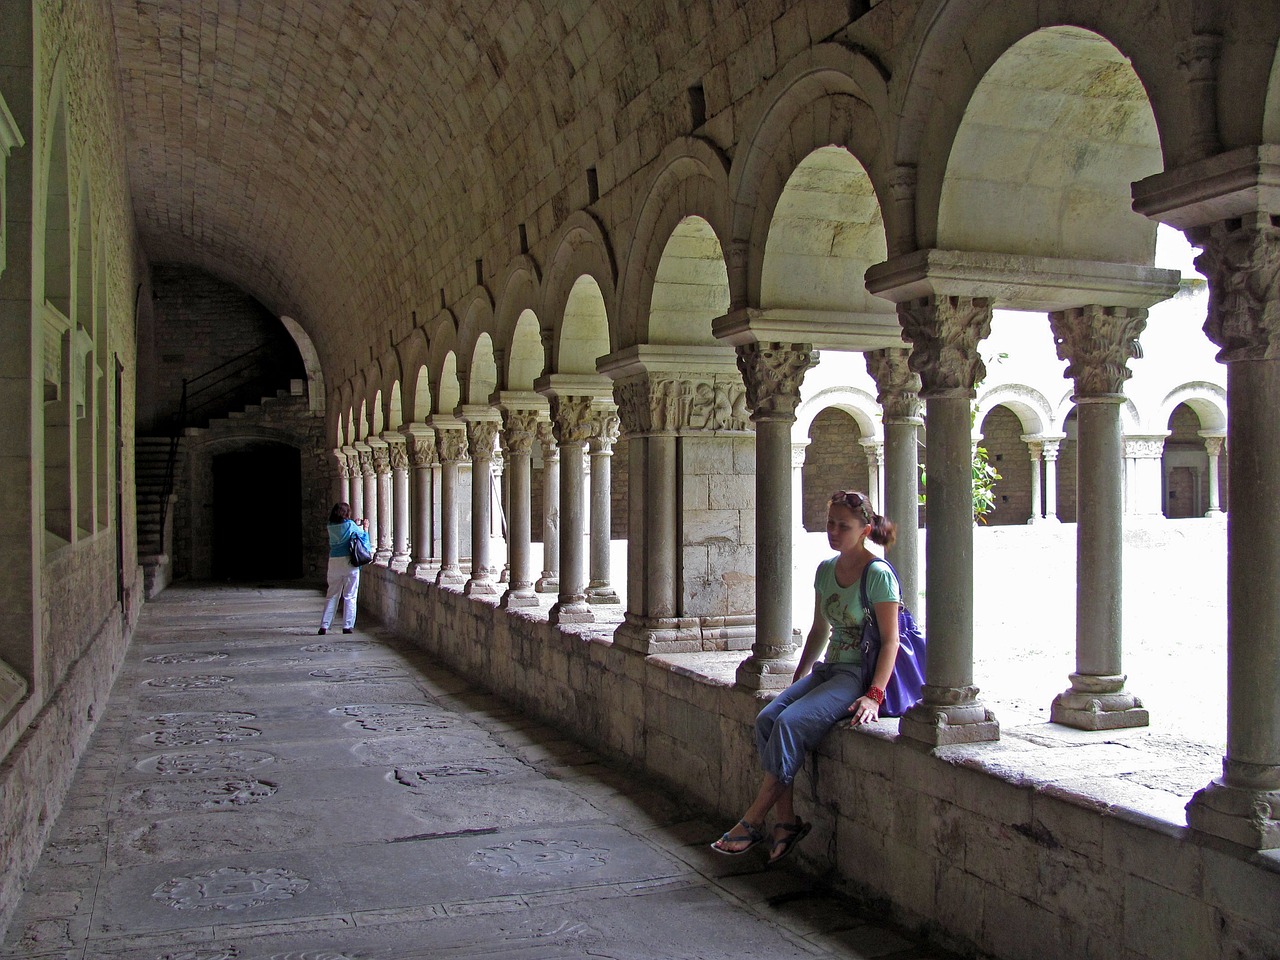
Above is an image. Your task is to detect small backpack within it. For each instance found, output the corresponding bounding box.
[858,558,928,717]
[348,531,374,567]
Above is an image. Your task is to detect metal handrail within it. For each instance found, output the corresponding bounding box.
[155,341,281,549]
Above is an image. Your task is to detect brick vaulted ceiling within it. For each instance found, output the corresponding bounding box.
[108,0,705,378]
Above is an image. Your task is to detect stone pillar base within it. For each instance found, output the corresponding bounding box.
[898,694,1000,746]
[1050,673,1149,731]
[549,599,594,624]
[436,567,466,588]
[410,561,438,580]
[535,576,558,593]
[735,640,800,691]
[586,583,620,604]
[1187,779,1280,849]
[498,589,539,610]
[375,549,394,564]
[464,578,499,597]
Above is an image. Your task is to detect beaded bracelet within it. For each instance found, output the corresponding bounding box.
[865,685,885,705]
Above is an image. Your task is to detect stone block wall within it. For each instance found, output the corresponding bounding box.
[680,435,755,619]
[981,405,1032,525]
[360,566,1280,960]
[802,407,868,530]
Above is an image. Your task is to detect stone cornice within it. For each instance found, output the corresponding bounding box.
[865,249,1180,312]
[1132,145,1280,229]
[534,372,614,402]
[712,307,905,353]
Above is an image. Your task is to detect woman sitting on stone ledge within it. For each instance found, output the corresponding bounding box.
[712,490,901,864]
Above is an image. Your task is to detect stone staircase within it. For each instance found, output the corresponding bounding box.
[135,380,308,595]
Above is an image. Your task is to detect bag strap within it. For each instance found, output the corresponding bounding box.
[859,557,898,619]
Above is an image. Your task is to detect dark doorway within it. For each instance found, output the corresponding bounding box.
[212,444,303,580]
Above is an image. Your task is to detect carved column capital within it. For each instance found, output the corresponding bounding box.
[859,438,884,466]
[588,408,621,454]
[409,435,437,468]
[550,395,595,446]
[334,451,353,480]
[614,373,752,436]
[388,442,409,471]
[370,445,391,475]
[1041,438,1061,462]
[1022,437,1044,461]
[535,418,558,458]
[466,419,500,461]
[899,295,993,398]
[1202,434,1225,457]
[1049,304,1148,397]
[1192,215,1280,362]
[435,428,469,464]
[865,347,923,421]
[356,448,374,476]
[501,408,540,457]
[735,342,818,422]
[1124,436,1167,460]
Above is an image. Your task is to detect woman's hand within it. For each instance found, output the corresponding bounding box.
[847,695,880,726]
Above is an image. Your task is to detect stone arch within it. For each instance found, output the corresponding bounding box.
[73,173,95,533]
[395,327,430,423]
[728,44,892,301]
[335,411,345,448]
[387,381,403,431]
[426,311,461,416]
[1158,381,1227,434]
[42,67,72,316]
[646,215,729,347]
[794,387,882,532]
[279,316,325,415]
[492,255,543,389]
[457,289,496,401]
[794,384,881,441]
[541,211,616,372]
[761,146,891,316]
[975,383,1055,436]
[936,27,1163,264]
[895,2,1189,252]
[371,388,385,436]
[614,137,731,348]
[1241,18,1280,146]
[468,333,498,405]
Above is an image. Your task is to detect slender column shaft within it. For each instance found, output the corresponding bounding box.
[435,429,467,587]
[536,424,560,592]
[626,437,649,617]
[883,416,921,612]
[390,443,410,567]
[548,396,594,624]
[896,295,999,744]
[499,409,539,608]
[362,465,378,548]
[349,448,366,521]
[1183,214,1280,848]
[1043,443,1060,521]
[411,462,432,574]
[1026,441,1043,523]
[586,410,619,604]
[1204,436,1224,515]
[335,452,350,505]
[733,342,817,689]
[1048,305,1148,730]
[465,419,499,596]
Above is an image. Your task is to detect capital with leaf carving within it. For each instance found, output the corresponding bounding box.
[1191,214,1280,362]
[899,296,993,398]
[1049,305,1148,397]
[735,342,818,422]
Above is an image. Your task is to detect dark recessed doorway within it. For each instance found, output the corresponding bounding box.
[212,443,303,580]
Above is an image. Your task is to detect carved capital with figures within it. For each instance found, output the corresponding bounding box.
[899,296,993,398]
[735,342,818,422]
[1191,215,1280,362]
[865,347,923,421]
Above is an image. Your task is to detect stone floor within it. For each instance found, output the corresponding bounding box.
[3,584,953,960]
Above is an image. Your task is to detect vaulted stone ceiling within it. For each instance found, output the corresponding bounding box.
[108,0,707,377]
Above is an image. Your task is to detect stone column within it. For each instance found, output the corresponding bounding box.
[791,443,809,536]
[535,419,559,593]
[1124,436,1168,517]
[434,424,468,587]
[499,407,540,608]
[370,440,393,563]
[1023,438,1044,523]
[493,447,508,582]
[734,342,819,690]
[355,444,377,538]
[866,348,923,614]
[1048,304,1150,730]
[1201,433,1225,516]
[897,296,1000,745]
[860,438,884,510]
[464,414,500,597]
[334,449,351,506]
[405,427,437,578]
[1042,439,1061,522]
[586,407,620,604]
[344,445,363,519]
[1184,214,1280,848]
[386,437,411,570]
[548,395,594,624]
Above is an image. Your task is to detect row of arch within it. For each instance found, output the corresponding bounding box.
[327,15,1263,437]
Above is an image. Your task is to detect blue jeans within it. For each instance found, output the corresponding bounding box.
[755,662,864,785]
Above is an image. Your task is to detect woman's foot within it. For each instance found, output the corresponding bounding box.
[766,818,811,864]
[317,627,327,635]
[710,819,764,855]
[342,628,353,634]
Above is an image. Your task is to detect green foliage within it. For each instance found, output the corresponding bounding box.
[917,445,1003,523]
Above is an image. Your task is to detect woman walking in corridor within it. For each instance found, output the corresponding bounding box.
[712,490,901,865]
[318,502,371,635]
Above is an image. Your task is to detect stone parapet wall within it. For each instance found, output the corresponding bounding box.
[360,565,1280,960]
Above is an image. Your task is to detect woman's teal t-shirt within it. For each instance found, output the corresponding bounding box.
[815,557,901,665]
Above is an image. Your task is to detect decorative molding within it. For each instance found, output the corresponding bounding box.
[1192,215,1280,362]
[1049,305,1148,397]
[899,296,993,398]
[408,434,437,468]
[734,342,818,421]
[550,395,595,446]
[435,429,469,463]
[865,347,922,421]
[388,443,408,471]
[501,409,540,457]
[614,373,752,436]
[466,420,500,460]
